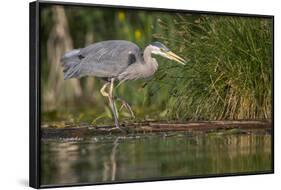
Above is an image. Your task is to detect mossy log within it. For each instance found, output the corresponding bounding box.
[41,120,272,139]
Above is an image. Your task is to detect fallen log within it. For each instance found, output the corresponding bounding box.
[41,120,272,139]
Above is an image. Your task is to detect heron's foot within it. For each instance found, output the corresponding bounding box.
[112,122,126,133]
[115,96,135,118]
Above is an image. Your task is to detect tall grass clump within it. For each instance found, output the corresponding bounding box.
[154,15,272,120]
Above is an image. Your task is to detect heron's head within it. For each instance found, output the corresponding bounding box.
[149,42,186,65]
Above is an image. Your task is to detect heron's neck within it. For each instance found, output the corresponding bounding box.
[143,46,153,63]
[143,46,158,73]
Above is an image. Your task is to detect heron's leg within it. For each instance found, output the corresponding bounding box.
[108,78,120,129]
[114,96,135,118]
[100,82,120,129]
[100,82,110,97]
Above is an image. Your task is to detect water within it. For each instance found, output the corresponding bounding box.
[41,132,272,186]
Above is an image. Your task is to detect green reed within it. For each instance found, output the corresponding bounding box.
[153,15,273,120]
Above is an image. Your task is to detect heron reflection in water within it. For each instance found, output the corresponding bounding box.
[61,40,186,129]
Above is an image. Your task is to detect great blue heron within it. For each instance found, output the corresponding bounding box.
[61,40,186,129]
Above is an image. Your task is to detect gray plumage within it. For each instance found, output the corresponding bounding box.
[60,40,185,129]
[61,40,160,82]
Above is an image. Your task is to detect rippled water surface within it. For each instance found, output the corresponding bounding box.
[41,131,272,186]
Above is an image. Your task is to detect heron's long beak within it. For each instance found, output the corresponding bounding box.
[165,51,186,65]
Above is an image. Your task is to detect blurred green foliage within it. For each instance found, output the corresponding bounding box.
[40,5,272,124]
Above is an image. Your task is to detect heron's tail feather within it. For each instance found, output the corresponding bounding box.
[61,49,82,79]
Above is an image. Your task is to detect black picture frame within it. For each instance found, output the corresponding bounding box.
[29,1,274,188]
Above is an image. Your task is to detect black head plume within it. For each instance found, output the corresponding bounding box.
[150,41,170,51]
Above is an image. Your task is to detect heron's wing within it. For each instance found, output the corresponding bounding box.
[77,40,142,78]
